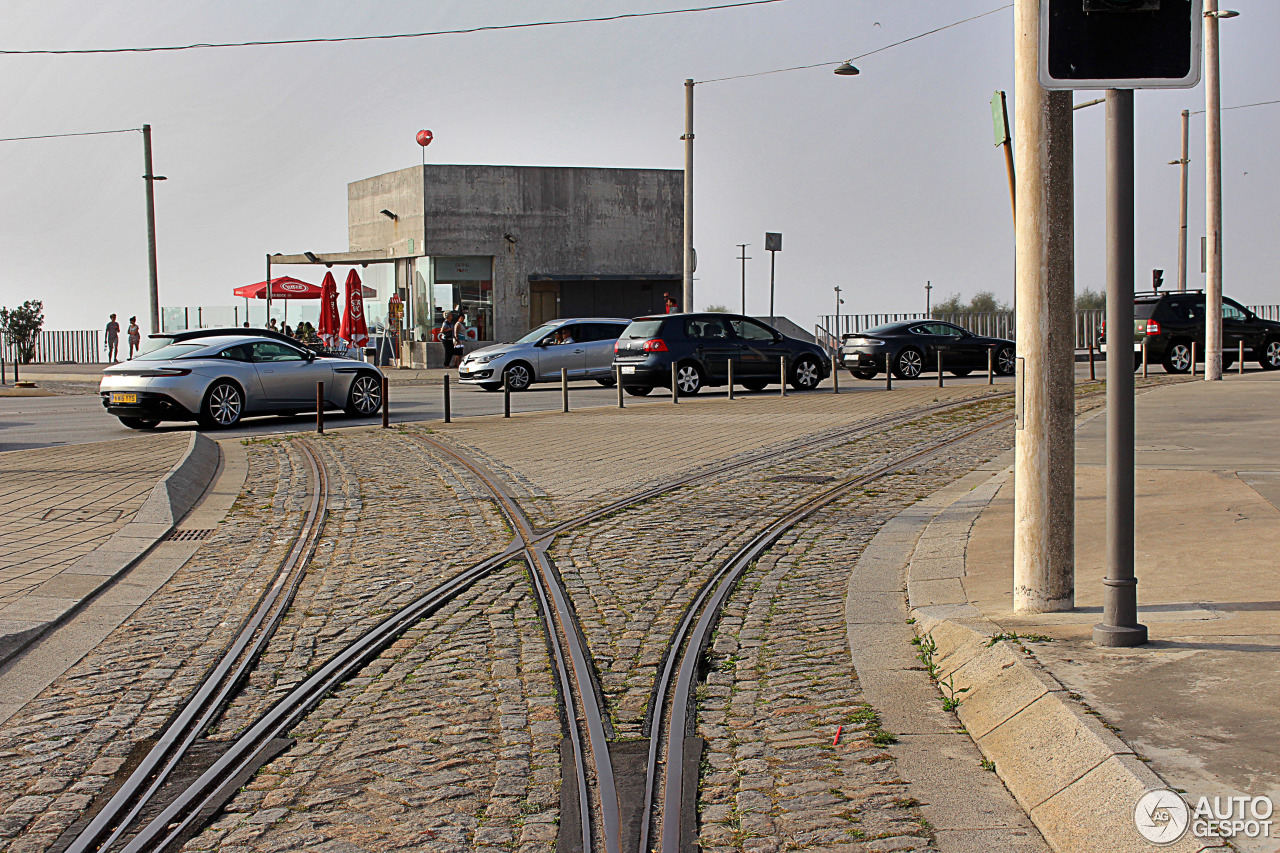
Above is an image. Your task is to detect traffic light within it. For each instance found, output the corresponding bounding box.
[1040,0,1203,90]
[1152,269,1164,291]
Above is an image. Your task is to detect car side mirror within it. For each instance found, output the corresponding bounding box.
[305,351,315,362]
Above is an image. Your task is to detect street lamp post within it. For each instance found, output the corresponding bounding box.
[737,243,750,315]
[682,80,694,313]
[1169,110,1191,292]
[141,124,166,335]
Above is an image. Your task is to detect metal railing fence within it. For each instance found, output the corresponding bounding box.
[817,305,1280,351]
[1,330,102,364]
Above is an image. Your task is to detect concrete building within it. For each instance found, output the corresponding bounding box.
[272,164,682,366]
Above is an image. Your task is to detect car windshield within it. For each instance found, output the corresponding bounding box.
[622,319,664,339]
[514,324,558,344]
[132,343,209,361]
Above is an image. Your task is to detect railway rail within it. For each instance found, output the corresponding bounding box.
[61,390,1018,853]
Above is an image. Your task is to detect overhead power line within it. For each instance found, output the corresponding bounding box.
[697,3,1013,84]
[0,127,140,142]
[0,0,786,56]
[1190,98,1280,116]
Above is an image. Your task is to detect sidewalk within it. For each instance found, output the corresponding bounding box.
[908,372,1279,852]
[0,433,219,664]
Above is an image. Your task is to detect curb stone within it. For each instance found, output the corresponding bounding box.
[906,465,1224,853]
[0,432,221,666]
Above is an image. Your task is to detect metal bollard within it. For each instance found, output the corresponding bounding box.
[316,382,324,434]
[988,347,995,385]
[938,350,944,388]
[671,362,679,404]
[1141,339,1148,378]
[1,355,5,385]
[727,358,735,400]
[779,355,787,397]
[443,374,451,423]
[832,359,839,394]
[382,376,389,428]
[561,367,569,413]
[504,373,511,418]
[885,352,892,391]
[1088,343,1096,381]
[1190,342,1197,377]
[616,366,624,408]
[1239,341,1245,375]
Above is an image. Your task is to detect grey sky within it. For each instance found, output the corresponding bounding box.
[2,0,1277,333]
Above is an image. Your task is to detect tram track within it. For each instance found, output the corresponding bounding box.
[62,440,331,853]
[63,391,1018,853]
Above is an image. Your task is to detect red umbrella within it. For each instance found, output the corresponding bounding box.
[232,276,323,300]
[318,271,341,347]
[340,269,369,348]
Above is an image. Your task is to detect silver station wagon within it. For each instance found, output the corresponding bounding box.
[458,317,630,391]
[100,329,385,429]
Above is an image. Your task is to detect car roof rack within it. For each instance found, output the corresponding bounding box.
[149,327,300,344]
[1134,289,1205,297]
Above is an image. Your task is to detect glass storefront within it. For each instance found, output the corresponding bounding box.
[411,256,494,341]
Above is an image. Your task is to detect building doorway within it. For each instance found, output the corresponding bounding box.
[530,282,560,328]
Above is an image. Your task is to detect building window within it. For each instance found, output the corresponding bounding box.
[431,256,494,342]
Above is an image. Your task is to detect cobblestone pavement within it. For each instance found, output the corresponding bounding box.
[0,439,310,851]
[0,435,188,610]
[0,377,1189,853]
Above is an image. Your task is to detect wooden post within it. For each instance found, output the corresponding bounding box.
[381,376,389,428]
[443,374,451,423]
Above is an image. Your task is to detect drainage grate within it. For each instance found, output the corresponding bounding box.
[769,474,836,484]
[168,528,216,541]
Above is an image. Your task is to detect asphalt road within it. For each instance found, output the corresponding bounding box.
[1,371,1030,452]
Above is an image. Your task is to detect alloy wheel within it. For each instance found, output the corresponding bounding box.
[208,384,242,426]
[898,350,923,379]
[1267,341,1280,369]
[505,364,531,391]
[997,347,1017,375]
[1169,344,1191,372]
[793,358,819,389]
[350,375,382,414]
[676,364,702,394]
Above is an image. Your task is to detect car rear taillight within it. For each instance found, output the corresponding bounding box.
[1144,319,1161,336]
[614,341,620,353]
[642,339,668,353]
[141,368,191,377]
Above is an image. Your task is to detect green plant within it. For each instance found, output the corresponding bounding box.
[870,730,898,746]
[0,300,44,363]
[939,673,970,712]
[986,631,1053,647]
[980,757,996,772]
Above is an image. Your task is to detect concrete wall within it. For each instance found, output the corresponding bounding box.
[348,165,682,342]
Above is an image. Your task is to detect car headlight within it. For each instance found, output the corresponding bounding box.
[472,352,505,364]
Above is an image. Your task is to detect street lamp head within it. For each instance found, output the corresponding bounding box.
[833,61,860,76]
[1209,9,1240,17]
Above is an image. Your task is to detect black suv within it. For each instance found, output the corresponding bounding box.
[612,313,832,396]
[1107,291,1280,373]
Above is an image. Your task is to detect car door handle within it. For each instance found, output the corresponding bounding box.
[261,369,274,374]
[573,348,584,353]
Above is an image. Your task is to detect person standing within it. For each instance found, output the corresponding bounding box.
[664,293,680,314]
[105,314,120,363]
[438,312,456,368]
[451,312,467,368]
[126,316,141,360]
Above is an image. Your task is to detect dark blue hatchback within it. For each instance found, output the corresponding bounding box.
[612,313,832,396]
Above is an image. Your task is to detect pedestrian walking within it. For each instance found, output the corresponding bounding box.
[439,312,456,367]
[105,314,120,362]
[126,316,141,360]
[451,313,467,368]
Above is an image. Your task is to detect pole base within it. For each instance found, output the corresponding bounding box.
[1092,622,1148,647]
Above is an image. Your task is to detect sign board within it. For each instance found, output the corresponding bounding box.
[991,91,1010,146]
[764,232,782,252]
[1040,0,1203,90]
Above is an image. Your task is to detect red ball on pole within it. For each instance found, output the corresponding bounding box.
[416,129,433,147]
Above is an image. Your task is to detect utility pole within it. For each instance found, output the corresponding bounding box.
[682,79,695,314]
[141,125,163,335]
[925,280,932,316]
[1013,0,1075,614]
[1204,0,1224,380]
[834,286,843,338]
[1172,109,1190,291]
[737,243,751,315]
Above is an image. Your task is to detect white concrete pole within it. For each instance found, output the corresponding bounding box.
[682,79,695,313]
[1204,0,1223,380]
[1013,0,1075,614]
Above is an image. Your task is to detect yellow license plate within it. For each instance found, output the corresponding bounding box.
[111,393,138,404]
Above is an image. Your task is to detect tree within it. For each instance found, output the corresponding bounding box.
[704,304,730,313]
[1076,288,1106,310]
[0,300,44,364]
[932,291,1008,315]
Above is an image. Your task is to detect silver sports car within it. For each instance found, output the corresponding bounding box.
[100,330,384,429]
